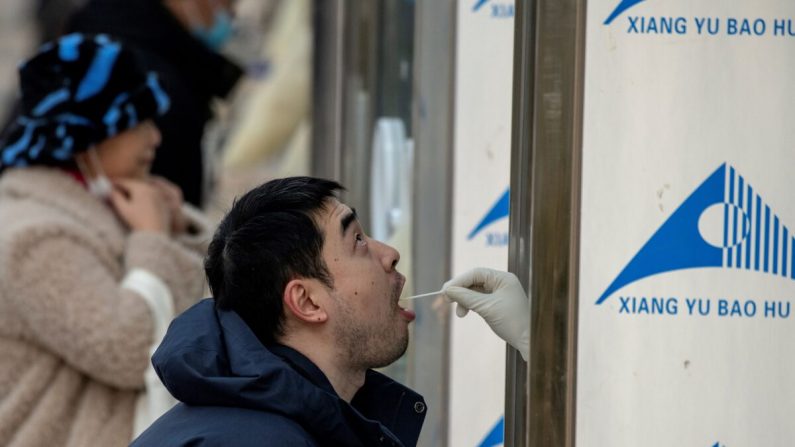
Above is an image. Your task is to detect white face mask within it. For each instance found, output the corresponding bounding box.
[76,147,113,199]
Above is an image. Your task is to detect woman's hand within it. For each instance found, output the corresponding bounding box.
[110,179,172,233]
[149,176,188,234]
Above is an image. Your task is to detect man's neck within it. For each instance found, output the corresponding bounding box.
[279,336,366,402]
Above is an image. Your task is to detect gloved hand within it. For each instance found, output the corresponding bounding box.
[443,268,530,362]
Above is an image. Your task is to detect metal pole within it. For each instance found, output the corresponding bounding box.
[410,1,456,446]
[505,0,534,444]
[311,0,345,181]
[507,0,587,446]
[311,0,378,226]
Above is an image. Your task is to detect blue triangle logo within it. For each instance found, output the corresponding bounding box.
[477,416,504,447]
[598,163,795,304]
[604,0,647,25]
[468,188,510,240]
[473,0,491,12]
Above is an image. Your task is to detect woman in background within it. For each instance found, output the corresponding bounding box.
[0,33,209,446]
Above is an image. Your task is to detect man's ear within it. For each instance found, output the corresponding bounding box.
[283,278,328,324]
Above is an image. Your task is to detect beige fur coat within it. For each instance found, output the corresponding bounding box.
[0,168,208,447]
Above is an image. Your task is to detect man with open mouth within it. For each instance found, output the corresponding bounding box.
[132,176,426,447]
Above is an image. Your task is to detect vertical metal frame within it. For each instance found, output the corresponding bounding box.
[311,0,345,181]
[311,0,378,228]
[505,0,534,444]
[375,0,415,131]
[338,1,378,227]
[507,0,587,446]
[410,1,457,446]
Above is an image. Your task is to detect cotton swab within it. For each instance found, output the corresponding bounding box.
[401,290,444,300]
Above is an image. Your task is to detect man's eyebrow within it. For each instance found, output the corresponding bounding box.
[341,208,358,235]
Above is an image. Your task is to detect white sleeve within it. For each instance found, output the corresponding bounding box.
[121,268,175,340]
[121,268,178,437]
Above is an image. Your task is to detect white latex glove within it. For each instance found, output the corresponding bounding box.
[443,268,530,362]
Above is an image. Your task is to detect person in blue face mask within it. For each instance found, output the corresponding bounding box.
[63,0,244,207]
[181,0,236,51]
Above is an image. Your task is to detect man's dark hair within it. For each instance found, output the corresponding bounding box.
[205,176,344,345]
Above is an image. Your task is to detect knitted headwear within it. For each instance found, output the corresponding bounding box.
[0,33,170,171]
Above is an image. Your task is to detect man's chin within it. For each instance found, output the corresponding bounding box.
[369,335,409,369]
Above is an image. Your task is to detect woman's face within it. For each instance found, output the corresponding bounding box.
[94,120,161,180]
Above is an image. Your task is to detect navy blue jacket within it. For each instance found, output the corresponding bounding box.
[131,299,426,447]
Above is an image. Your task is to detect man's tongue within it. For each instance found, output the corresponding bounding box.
[398,306,416,322]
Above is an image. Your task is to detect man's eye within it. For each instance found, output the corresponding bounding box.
[355,233,367,246]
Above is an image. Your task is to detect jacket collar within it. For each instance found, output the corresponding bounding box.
[270,345,427,447]
[154,300,426,447]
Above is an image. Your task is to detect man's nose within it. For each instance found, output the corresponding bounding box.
[374,239,400,271]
